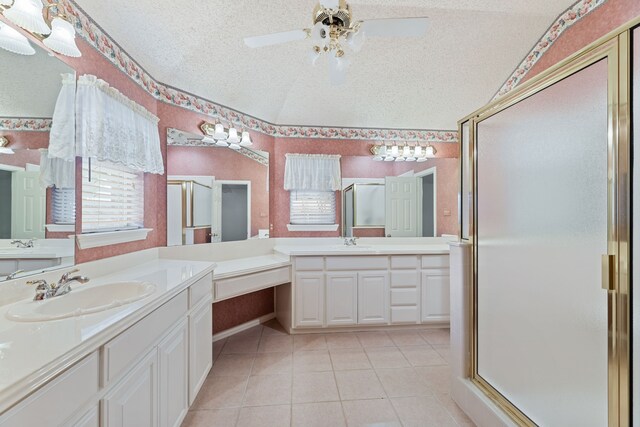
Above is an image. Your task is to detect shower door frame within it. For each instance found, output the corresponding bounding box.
[459,18,640,427]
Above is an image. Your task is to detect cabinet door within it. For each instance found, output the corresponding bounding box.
[421,270,450,323]
[294,272,325,327]
[357,272,389,325]
[159,319,189,427]
[326,272,358,326]
[102,349,158,427]
[189,299,213,405]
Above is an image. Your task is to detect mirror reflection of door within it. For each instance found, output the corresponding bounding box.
[11,170,46,239]
[219,183,250,242]
[418,168,436,237]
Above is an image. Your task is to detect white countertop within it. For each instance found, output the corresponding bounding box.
[273,244,450,256]
[213,254,291,280]
[0,258,215,414]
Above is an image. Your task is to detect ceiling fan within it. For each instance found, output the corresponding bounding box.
[243,0,429,85]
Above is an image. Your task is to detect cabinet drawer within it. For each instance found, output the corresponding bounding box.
[390,271,419,288]
[214,267,290,301]
[326,256,388,270]
[102,291,188,385]
[0,352,99,427]
[391,306,419,324]
[391,288,418,306]
[189,273,212,308]
[294,257,324,271]
[421,255,449,269]
[390,256,419,269]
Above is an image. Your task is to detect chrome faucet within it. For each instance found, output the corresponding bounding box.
[344,237,357,246]
[11,239,35,249]
[27,269,90,301]
[5,269,24,281]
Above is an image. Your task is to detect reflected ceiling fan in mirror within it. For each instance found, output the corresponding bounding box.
[243,0,429,85]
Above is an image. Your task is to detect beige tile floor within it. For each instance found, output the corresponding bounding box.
[182,320,475,427]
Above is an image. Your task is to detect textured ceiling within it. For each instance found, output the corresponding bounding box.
[75,0,576,130]
[0,45,73,117]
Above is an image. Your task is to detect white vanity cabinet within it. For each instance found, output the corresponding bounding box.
[102,348,159,427]
[294,271,325,327]
[291,254,449,330]
[326,272,358,325]
[420,255,450,322]
[357,272,389,325]
[188,298,213,405]
[0,271,214,427]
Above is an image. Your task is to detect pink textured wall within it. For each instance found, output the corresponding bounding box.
[522,0,640,84]
[167,145,270,236]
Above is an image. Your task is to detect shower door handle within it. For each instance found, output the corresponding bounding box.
[601,254,616,291]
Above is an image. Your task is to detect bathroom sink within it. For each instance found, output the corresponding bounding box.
[328,245,374,250]
[5,281,157,322]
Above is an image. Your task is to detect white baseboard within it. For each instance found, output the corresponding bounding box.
[212,312,276,342]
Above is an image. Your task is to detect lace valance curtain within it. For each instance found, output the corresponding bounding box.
[284,154,342,191]
[74,74,164,174]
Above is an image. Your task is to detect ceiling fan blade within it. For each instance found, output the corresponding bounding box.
[360,17,429,38]
[244,29,308,48]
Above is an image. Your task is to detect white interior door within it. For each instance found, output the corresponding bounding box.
[11,171,45,239]
[166,184,183,246]
[384,177,418,237]
[211,182,222,243]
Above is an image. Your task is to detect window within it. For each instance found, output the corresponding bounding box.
[289,190,336,225]
[82,158,144,233]
[51,187,76,224]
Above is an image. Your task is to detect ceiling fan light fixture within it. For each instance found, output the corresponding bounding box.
[229,142,241,150]
[0,21,35,55]
[311,22,329,46]
[202,135,216,144]
[3,0,50,35]
[346,28,365,52]
[43,16,81,57]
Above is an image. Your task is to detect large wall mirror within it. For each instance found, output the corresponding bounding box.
[341,152,458,238]
[166,128,269,245]
[0,43,76,280]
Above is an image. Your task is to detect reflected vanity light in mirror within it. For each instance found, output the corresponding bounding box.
[201,121,253,148]
[0,21,35,55]
[371,143,436,162]
[0,136,14,154]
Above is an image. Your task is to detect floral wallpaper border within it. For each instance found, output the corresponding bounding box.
[0,118,52,132]
[493,0,607,100]
[59,0,458,143]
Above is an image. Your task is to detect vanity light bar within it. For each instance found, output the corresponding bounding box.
[370,143,437,162]
[200,121,253,148]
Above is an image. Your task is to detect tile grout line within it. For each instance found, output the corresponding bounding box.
[363,333,406,426]
[327,334,349,427]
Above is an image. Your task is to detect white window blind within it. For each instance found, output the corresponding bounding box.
[290,191,336,225]
[52,187,76,224]
[82,159,144,233]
